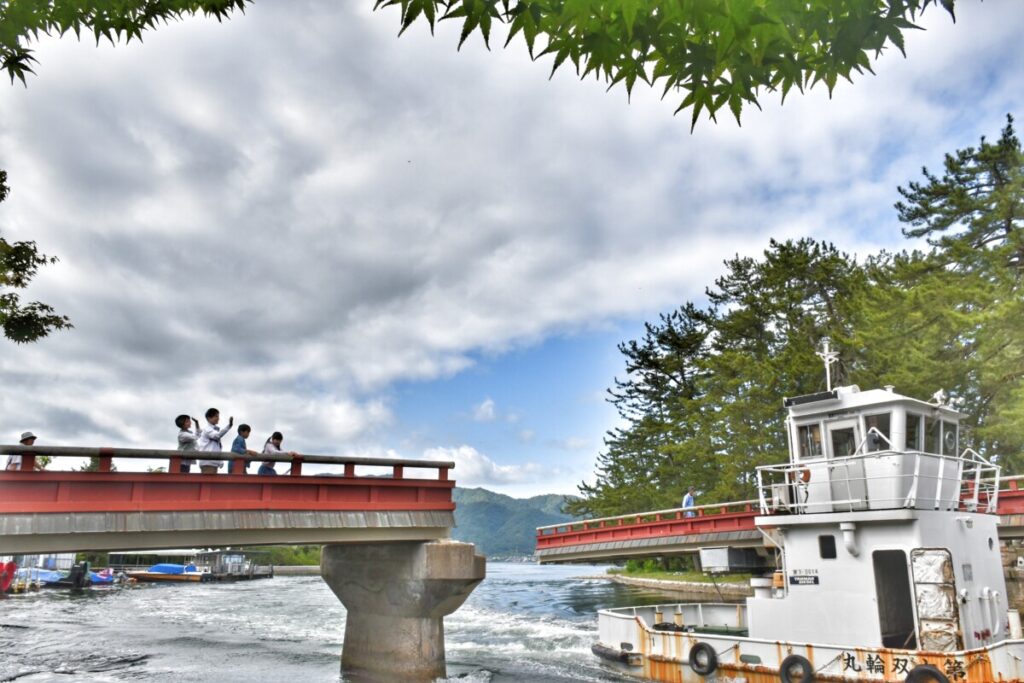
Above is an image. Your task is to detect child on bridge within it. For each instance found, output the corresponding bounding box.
[198,408,233,474]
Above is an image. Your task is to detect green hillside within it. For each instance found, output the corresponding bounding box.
[452,487,577,558]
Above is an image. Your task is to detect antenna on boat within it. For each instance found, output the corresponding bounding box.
[817,338,839,391]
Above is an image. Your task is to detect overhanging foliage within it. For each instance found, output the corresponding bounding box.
[382,0,957,126]
[1,0,956,124]
[0,169,72,343]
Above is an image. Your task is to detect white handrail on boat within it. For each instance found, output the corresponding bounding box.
[853,426,892,455]
[754,447,1000,515]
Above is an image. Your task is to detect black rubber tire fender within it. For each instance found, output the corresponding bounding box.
[688,642,718,676]
[779,654,814,683]
[905,664,951,683]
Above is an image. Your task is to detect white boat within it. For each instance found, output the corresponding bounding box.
[592,344,1024,683]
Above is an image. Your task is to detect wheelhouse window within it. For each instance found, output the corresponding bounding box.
[941,421,958,456]
[797,424,823,459]
[865,412,891,452]
[830,427,858,457]
[906,413,922,451]
[926,417,941,454]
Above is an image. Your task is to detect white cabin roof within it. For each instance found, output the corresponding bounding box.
[784,385,961,421]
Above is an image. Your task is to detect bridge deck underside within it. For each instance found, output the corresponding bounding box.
[536,529,763,563]
[0,509,455,554]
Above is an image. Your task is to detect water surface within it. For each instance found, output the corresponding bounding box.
[0,562,700,682]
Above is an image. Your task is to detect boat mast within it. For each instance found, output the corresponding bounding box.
[816,338,839,391]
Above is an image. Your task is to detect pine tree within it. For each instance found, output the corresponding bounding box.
[897,115,1024,276]
[701,239,863,500]
[570,239,863,516]
[568,304,712,517]
[861,116,1024,469]
[572,118,1024,516]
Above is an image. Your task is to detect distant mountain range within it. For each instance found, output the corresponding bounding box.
[452,487,577,558]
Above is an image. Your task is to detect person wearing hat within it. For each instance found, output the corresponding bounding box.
[5,431,37,471]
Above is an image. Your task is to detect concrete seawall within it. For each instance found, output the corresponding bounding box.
[272,565,321,576]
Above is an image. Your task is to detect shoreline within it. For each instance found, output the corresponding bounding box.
[272,565,320,576]
[579,573,753,598]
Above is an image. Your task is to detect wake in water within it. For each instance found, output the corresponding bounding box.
[0,563,662,682]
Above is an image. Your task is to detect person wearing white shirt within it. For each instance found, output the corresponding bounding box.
[5,431,37,471]
[682,486,697,518]
[259,431,297,475]
[197,407,233,474]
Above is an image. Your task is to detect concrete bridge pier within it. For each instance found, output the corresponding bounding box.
[321,540,486,682]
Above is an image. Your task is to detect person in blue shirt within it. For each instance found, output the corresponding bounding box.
[231,424,256,471]
[682,486,697,517]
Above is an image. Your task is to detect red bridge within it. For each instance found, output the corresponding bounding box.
[0,444,457,554]
[0,444,486,682]
[535,479,1024,563]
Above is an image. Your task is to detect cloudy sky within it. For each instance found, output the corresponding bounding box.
[1,1,1022,496]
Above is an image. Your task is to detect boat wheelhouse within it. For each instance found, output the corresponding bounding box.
[592,353,1022,683]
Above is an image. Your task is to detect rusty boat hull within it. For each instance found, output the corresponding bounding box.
[595,603,1024,683]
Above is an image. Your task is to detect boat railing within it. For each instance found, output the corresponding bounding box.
[755,447,1000,515]
[0,444,454,481]
[598,603,747,645]
[602,602,747,624]
[959,448,1001,513]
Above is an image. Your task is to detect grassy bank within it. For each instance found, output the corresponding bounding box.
[607,568,752,584]
[607,558,751,584]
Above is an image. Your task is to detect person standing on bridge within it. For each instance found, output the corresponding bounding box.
[260,431,297,475]
[231,424,258,471]
[175,415,201,473]
[198,408,233,474]
[5,431,37,471]
[682,486,697,518]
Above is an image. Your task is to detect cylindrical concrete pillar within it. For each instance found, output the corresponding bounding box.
[321,540,486,682]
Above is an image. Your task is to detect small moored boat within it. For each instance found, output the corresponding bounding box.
[127,562,210,583]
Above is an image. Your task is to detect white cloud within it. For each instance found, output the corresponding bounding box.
[518,429,536,444]
[422,445,549,486]
[0,0,1020,476]
[548,437,590,452]
[473,398,496,422]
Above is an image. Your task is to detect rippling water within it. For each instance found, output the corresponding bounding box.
[0,562,703,682]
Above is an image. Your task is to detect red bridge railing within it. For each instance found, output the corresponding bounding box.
[535,500,760,551]
[0,445,455,515]
[537,479,1024,552]
[995,476,1024,515]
